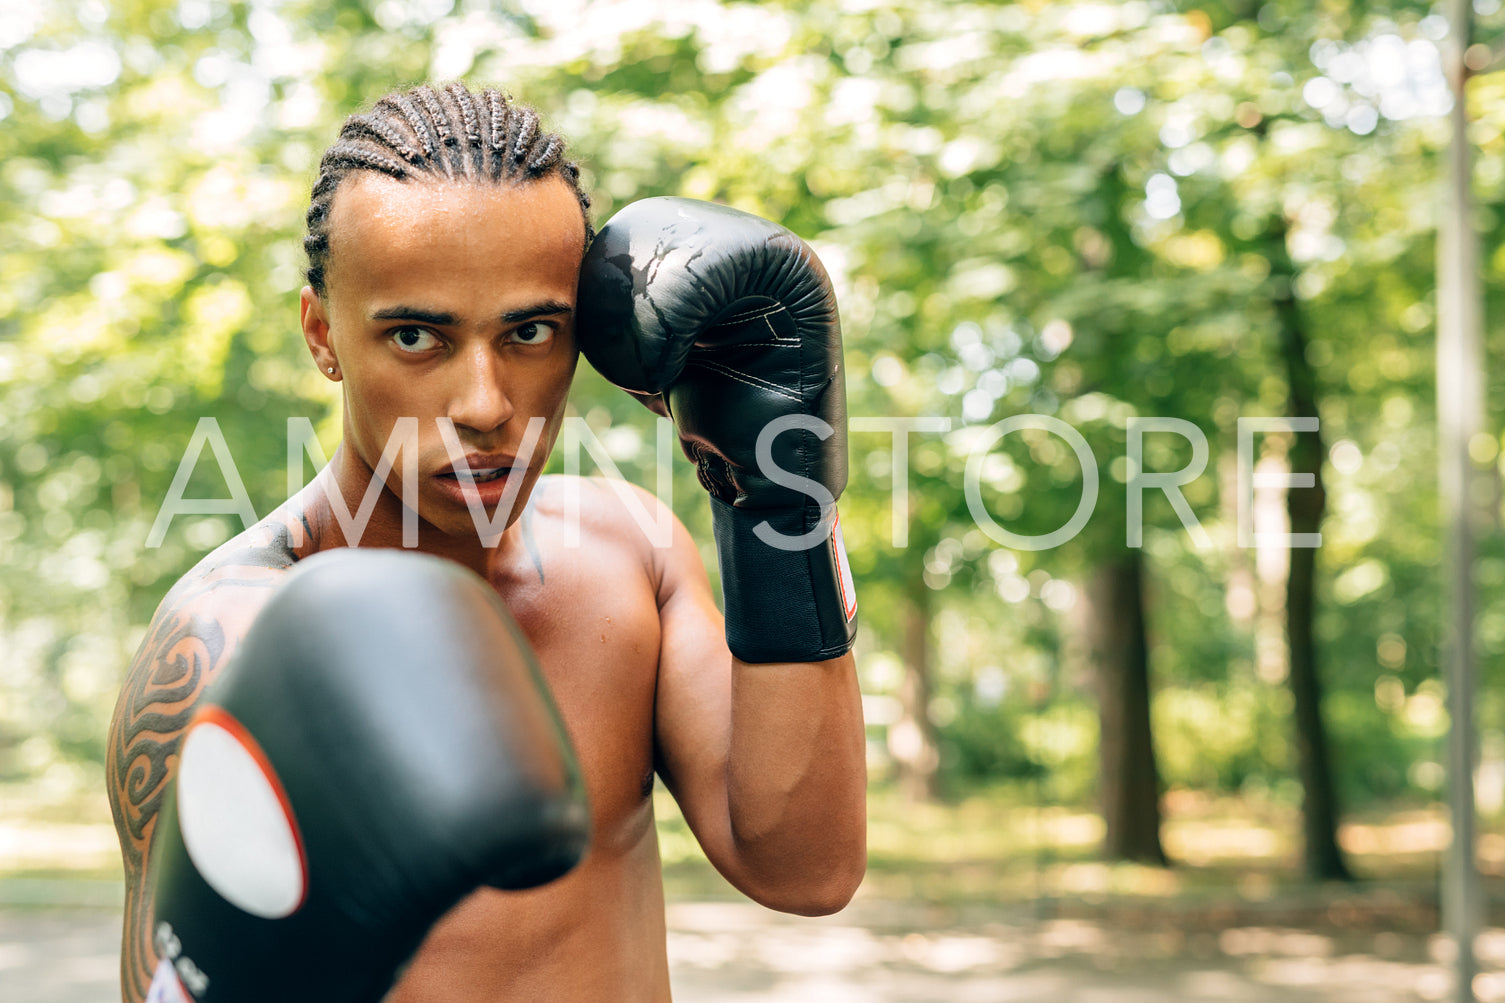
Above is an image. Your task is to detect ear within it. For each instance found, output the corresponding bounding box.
[300,286,340,381]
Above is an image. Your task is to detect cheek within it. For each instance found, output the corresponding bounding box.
[549,361,580,423]
[342,378,430,462]
[523,351,578,413]
[552,349,581,401]
[525,356,579,455]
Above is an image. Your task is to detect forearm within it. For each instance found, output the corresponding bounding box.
[581,198,868,911]
[725,652,867,914]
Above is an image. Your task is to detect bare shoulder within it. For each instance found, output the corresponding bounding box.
[110,510,307,827]
[529,473,677,533]
[106,509,308,1001]
[528,474,694,588]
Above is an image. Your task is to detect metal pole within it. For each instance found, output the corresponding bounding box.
[1440,2,1485,1000]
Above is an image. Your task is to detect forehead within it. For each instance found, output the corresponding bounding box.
[322,173,586,303]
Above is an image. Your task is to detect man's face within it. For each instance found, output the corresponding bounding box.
[301,173,586,541]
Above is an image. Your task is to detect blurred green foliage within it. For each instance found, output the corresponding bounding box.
[2,0,1503,833]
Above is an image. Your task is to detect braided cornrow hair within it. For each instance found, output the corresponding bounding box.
[303,82,593,296]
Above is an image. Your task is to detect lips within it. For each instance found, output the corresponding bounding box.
[436,453,521,481]
[430,452,528,512]
[437,466,511,483]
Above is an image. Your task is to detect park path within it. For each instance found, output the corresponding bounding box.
[0,896,1487,1002]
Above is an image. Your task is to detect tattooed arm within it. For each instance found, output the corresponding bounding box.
[105,520,303,1002]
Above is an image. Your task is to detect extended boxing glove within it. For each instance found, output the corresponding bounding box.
[144,548,589,1003]
[576,197,857,664]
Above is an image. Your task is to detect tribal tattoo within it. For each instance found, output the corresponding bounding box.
[106,520,303,1001]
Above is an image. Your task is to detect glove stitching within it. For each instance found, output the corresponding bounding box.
[696,339,794,349]
[683,360,802,402]
[792,312,812,486]
[714,305,782,324]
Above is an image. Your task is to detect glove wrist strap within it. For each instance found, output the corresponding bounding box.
[710,497,858,663]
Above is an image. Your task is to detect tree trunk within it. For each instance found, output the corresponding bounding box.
[1267,218,1353,882]
[1087,549,1168,864]
[892,573,940,802]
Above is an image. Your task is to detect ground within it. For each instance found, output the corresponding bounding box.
[0,889,1498,1002]
[5,783,1504,1000]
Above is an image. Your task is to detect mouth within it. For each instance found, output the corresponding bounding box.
[436,453,522,481]
[436,466,514,484]
[430,452,531,514]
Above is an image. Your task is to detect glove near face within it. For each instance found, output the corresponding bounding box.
[576,197,857,663]
[146,549,590,1002]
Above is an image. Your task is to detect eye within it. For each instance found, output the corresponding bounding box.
[391,327,440,353]
[507,321,555,346]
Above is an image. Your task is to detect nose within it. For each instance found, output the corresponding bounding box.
[448,344,514,438]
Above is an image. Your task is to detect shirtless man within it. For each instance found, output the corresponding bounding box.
[106,82,866,1001]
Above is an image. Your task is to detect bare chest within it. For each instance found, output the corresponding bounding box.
[491,531,663,854]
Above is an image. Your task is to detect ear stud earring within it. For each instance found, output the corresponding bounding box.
[327,367,336,374]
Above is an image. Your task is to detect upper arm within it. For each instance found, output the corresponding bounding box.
[108,595,232,1000]
[106,554,289,1000]
[639,497,745,878]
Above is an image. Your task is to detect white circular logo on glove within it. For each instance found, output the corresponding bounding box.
[176,708,308,919]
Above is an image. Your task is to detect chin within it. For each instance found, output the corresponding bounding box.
[423,502,524,544]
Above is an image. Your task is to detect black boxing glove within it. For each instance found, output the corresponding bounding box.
[576,197,857,664]
[144,549,589,1003]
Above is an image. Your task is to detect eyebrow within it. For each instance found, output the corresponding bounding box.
[370,301,574,325]
[503,300,574,323]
